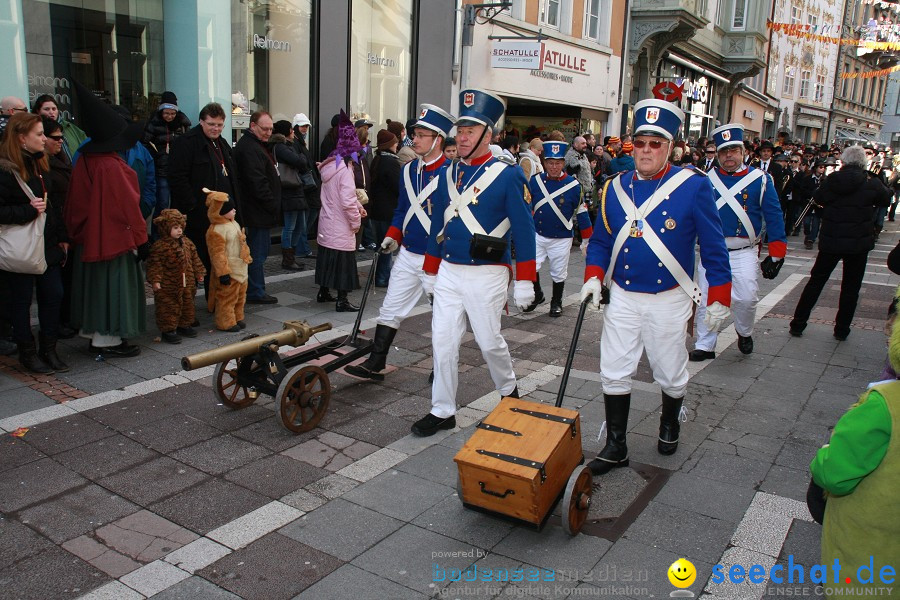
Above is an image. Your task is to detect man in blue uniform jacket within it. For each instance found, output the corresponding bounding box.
[412,89,537,437]
[345,103,455,381]
[580,99,732,474]
[525,140,593,317]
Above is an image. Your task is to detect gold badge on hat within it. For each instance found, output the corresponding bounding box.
[665,218,676,230]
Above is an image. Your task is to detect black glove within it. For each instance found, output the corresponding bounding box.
[600,285,610,304]
[136,242,150,262]
[760,256,784,280]
[806,479,826,525]
[219,274,231,286]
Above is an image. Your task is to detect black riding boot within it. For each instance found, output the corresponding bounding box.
[345,324,397,380]
[587,394,630,474]
[317,286,337,303]
[18,339,53,375]
[38,333,69,373]
[658,393,684,455]
[522,275,545,313]
[335,290,359,312]
[549,281,564,317]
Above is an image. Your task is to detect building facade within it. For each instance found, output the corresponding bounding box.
[627,0,770,143]
[881,68,900,151]
[457,0,628,138]
[1,0,456,158]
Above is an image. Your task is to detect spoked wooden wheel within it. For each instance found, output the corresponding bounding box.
[561,465,593,535]
[213,358,261,409]
[278,365,331,433]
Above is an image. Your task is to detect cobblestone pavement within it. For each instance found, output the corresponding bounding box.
[0,226,898,600]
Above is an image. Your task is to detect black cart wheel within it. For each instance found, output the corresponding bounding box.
[278,365,331,433]
[213,359,259,409]
[562,465,593,535]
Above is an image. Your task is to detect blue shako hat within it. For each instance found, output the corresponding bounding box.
[632,99,684,141]
[542,141,569,159]
[711,123,745,151]
[414,104,455,138]
[456,89,505,129]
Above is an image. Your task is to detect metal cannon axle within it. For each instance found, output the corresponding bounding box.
[181,320,332,371]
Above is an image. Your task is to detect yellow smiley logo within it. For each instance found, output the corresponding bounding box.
[668,558,697,588]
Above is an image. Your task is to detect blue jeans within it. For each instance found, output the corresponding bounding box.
[370,219,393,286]
[8,265,63,342]
[245,227,270,299]
[282,210,311,256]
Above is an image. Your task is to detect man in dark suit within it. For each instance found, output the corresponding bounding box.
[701,142,718,172]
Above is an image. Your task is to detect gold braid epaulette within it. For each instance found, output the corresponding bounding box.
[600,178,612,234]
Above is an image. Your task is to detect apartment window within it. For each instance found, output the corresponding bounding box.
[732,0,748,30]
[815,73,825,103]
[540,0,561,28]
[784,66,795,96]
[584,0,611,45]
[715,0,725,27]
[790,3,801,25]
[806,14,817,28]
[841,63,850,98]
[800,70,811,98]
[507,0,526,20]
[851,68,859,102]
[768,63,779,95]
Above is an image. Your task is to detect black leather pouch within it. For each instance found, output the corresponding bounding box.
[469,233,508,261]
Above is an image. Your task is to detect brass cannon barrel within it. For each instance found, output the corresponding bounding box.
[181,320,332,371]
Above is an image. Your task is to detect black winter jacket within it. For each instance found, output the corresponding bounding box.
[143,110,192,178]
[368,150,402,222]
[233,130,282,229]
[168,125,239,235]
[0,154,68,267]
[814,165,892,254]
[271,133,309,212]
[296,135,320,210]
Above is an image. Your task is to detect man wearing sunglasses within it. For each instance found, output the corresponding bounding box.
[690,124,787,364]
[580,99,731,475]
[702,143,718,172]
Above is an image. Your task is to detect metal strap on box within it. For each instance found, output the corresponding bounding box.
[509,407,578,438]
[476,449,547,483]
[476,421,522,436]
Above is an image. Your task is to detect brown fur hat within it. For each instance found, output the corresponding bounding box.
[152,208,187,235]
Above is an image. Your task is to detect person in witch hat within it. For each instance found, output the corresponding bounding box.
[63,81,149,358]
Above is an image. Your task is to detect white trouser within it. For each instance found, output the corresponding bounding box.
[430,263,516,418]
[535,234,571,283]
[600,283,693,398]
[376,247,427,329]
[694,246,758,351]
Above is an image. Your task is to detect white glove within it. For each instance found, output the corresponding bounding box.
[380,237,398,254]
[703,301,731,333]
[580,277,603,310]
[580,240,589,257]
[422,274,437,303]
[514,280,535,311]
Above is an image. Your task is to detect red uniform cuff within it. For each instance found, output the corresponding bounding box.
[386,226,403,243]
[423,253,441,275]
[584,265,605,282]
[767,241,787,259]
[515,259,536,282]
[707,283,732,307]
[581,226,593,240]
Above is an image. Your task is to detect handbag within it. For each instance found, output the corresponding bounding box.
[299,170,317,192]
[0,173,47,274]
[277,160,302,189]
[469,233,508,261]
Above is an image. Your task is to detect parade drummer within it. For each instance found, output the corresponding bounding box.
[411,88,537,437]
[345,104,456,382]
[580,99,732,474]
[523,140,593,318]
[690,123,787,362]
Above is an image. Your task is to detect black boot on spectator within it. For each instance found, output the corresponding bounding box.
[18,339,53,374]
[335,291,359,312]
[38,333,69,373]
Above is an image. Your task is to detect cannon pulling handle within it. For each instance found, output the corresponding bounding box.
[180,320,333,371]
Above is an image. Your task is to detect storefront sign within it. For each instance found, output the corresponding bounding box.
[491,41,543,70]
[676,77,709,103]
[367,52,396,68]
[542,48,587,74]
[652,81,684,102]
[846,118,856,124]
[743,109,755,119]
[529,69,575,84]
[867,123,878,129]
[764,111,775,121]
[253,33,291,52]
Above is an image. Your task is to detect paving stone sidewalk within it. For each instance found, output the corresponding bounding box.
[0,229,898,599]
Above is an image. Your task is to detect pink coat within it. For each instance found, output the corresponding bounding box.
[317,158,362,252]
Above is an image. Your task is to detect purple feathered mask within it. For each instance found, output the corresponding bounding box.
[328,109,367,165]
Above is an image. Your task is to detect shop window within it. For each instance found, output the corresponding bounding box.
[23,0,165,123]
[799,70,811,99]
[231,0,313,127]
[350,0,413,129]
[731,0,748,31]
[784,66,795,97]
[583,0,610,46]
[539,0,561,29]
[815,73,826,103]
